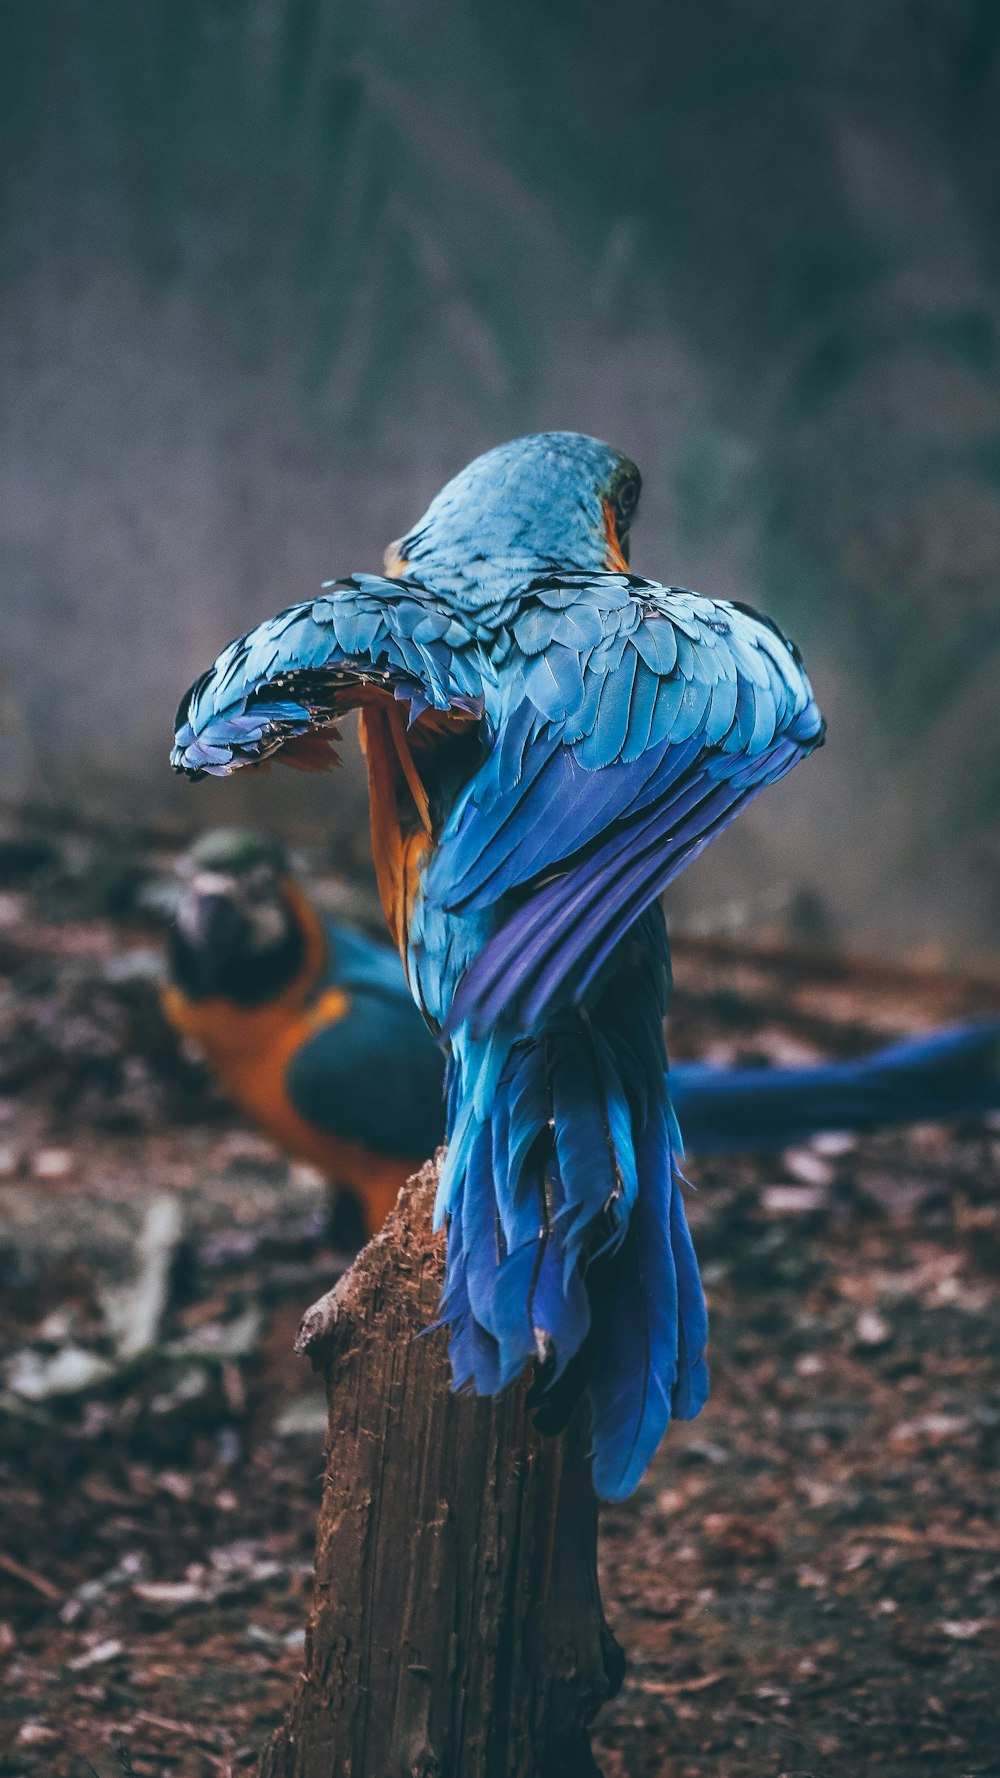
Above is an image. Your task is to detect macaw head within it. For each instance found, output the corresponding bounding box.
[384,431,642,602]
[170,827,308,1004]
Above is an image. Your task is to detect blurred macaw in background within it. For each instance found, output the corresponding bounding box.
[167,429,905,1494]
[164,827,1000,1243]
[162,828,443,1238]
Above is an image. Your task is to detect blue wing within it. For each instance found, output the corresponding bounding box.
[321,917,422,1001]
[429,575,824,1035]
[286,995,445,1161]
[285,918,446,1159]
[171,574,487,778]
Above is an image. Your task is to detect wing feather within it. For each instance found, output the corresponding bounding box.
[171,574,486,779]
[429,577,823,1036]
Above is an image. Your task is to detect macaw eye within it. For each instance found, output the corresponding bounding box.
[615,477,640,524]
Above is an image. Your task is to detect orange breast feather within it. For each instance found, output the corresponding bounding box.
[357,701,433,966]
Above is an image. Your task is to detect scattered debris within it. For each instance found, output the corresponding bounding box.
[68,1638,125,1671]
[5,1344,116,1402]
[0,1553,62,1604]
[99,1195,184,1359]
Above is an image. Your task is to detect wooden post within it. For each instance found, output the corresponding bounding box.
[257,1159,624,1778]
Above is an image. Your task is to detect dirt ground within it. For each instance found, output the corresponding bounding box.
[0,810,998,1778]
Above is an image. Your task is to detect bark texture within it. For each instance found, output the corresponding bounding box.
[257,1158,623,1778]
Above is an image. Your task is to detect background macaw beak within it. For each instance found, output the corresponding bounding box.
[174,886,248,995]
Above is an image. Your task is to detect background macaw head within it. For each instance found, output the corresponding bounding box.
[170,827,306,1004]
[384,431,642,600]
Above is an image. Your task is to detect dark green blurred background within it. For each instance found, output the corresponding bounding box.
[2,1,998,960]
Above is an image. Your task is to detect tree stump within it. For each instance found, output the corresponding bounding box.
[257,1158,624,1778]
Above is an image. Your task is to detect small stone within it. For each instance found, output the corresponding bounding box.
[156,1469,193,1501]
[855,1310,891,1347]
[782,1148,835,1190]
[274,1394,329,1439]
[795,1353,824,1376]
[843,1543,874,1571]
[798,1477,838,1508]
[32,1147,74,1180]
[677,1438,729,1466]
[889,1413,971,1450]
[38,1307,76,1342]
[6,1344,115,1401]
[132,1580,207,1608]
[809,1131,857,1157]
[762,1183,827,1214]
[68,1637,125,1670]
[754,1683,790,1705]
[16,1722,60,1747]
[796,1565,827,1589]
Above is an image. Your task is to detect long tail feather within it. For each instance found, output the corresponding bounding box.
[439,921,709,1501]
[671,1020,1000,1154]
[586,1095,708,1501]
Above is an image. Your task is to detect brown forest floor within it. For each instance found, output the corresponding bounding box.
[0,810,998,1778]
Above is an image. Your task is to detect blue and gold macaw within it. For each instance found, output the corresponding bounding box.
[171,430,830,1498]
[163,828,1000,1237]
[162,827,443,1237]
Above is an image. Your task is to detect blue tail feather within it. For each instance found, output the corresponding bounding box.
[667,1171,710,1420]
[586,1094,708,1500]
[671,1019,1000,1155]
[459,1124,506,1344]
[530,1198,592,1379]
[550,1025,621,1271]
[440,1182,503,1396]
[440,922,708,1500]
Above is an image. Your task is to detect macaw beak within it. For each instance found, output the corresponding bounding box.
[173,884,249,995]
[383,537,409,579]
[601,500,631,572]
[187,890,245,955]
